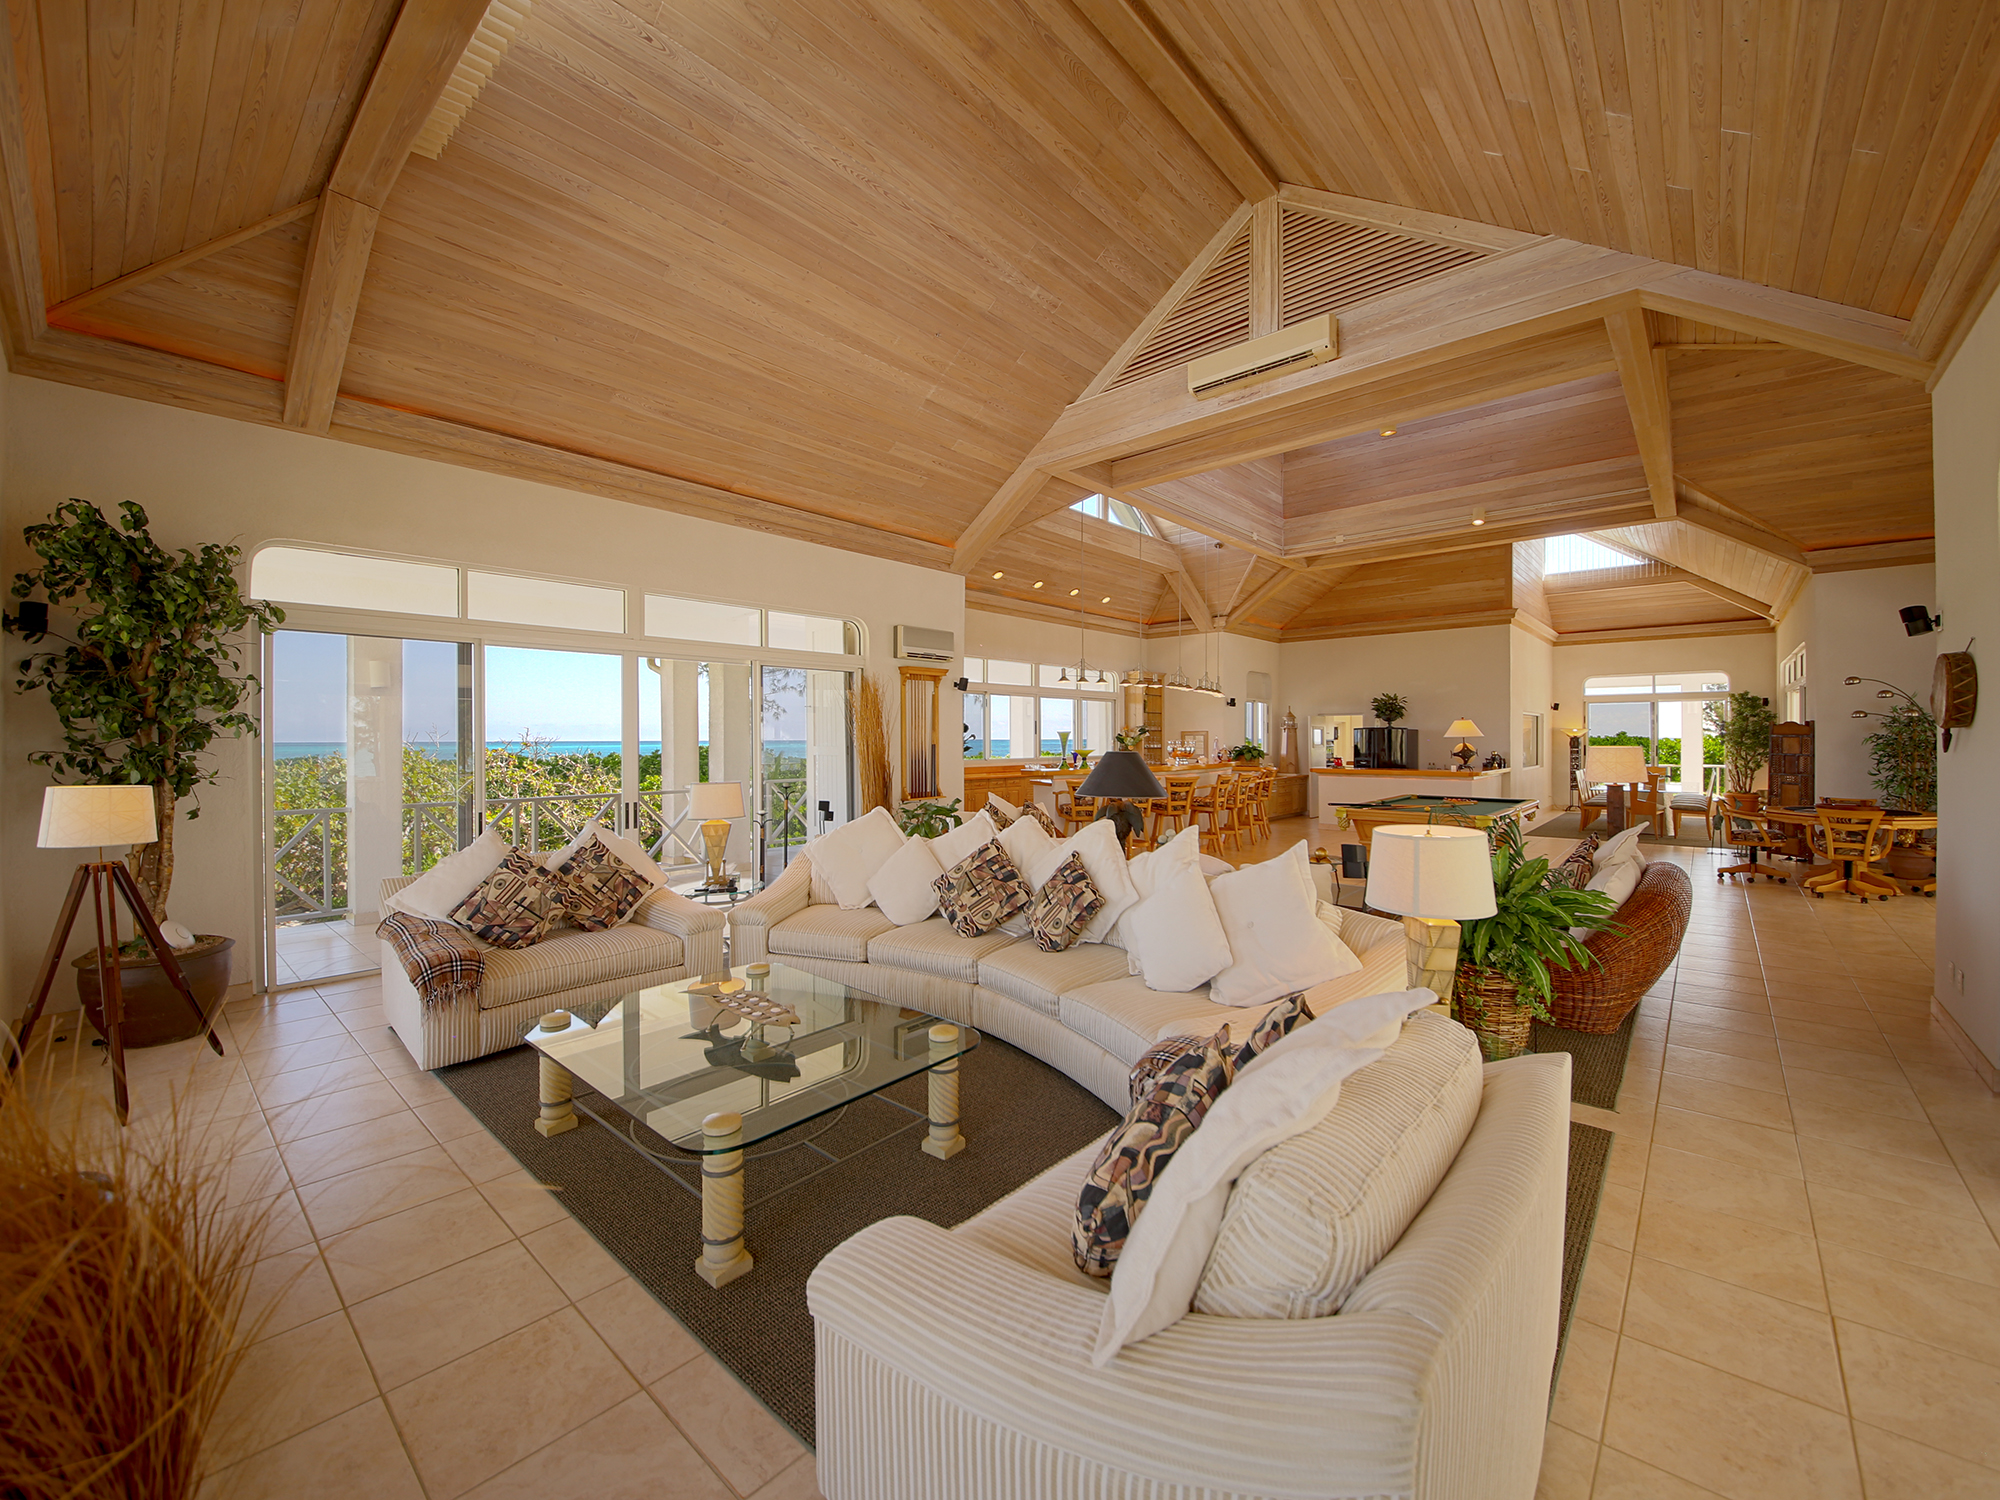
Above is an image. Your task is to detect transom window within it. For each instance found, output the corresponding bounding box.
[1545,535,1641,573]
[1069,494,1155,535]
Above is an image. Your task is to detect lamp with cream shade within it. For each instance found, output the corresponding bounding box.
[1364,824,1496,1008]
[687,781,746,890]
[1445,718,1484,770]
[11,785,222,1123]
[1584,743,1649,833]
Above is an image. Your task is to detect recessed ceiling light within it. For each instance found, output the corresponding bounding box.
[1033,581,1044,589]
[1100,595,1111,603]
[1471,508,1486,527]
[1379,425,1397,437]
[1069,588,1079,596]
[991,571,1004,579]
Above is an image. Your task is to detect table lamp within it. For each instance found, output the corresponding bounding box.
[1364,824,1496,1007]
[1584,744,1649,833]
[1076,749,1168,850]
[10,785,222,1123]
[1445,718,1483,770]
[687,781,745,889]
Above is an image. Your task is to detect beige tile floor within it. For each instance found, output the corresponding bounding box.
[273,915,380,986]
[20,830,1993,1500]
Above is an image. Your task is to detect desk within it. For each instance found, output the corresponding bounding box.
[1334,794,1541,853]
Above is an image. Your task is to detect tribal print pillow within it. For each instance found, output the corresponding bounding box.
[449,846,566,949]
[932,841,1033,937]
[1127,1030,1235,1108]
[1547,836,1599,892]
[1075,1031,1232,1277]
[1232,991,1314,1071]
[1027,852,1106,953]
[552,836,653,931]
[1022,801,1064,839]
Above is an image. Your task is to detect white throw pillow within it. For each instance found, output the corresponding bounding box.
[543,818,672,888]
[1592,824,1648,870]
[385,828,511,922]
[927,810,999,874]
[868,836,943,925]
[1125,861,1233,993]
[1021,818,1138,945]
[1092,988,1439,1365]
[1207,843,1362,1007]
[804,806,907,910]
[995,815,1056,874]
[1112,825,1203,965]
[1572,855,1644,938]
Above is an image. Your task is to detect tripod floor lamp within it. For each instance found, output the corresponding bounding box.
[8,785,223,1124]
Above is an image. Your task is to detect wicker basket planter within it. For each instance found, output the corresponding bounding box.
[1453,964,1534,1060]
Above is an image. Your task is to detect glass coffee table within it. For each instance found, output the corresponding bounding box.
[523,963,979,1289]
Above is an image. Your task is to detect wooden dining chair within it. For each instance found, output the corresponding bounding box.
[1242,768,1273,841]
[1576,769,1610,831]
[1804,811,1898,901]
[1717,792,1785,884]
[1196,774,1241,854]
[1147,776,1198,848]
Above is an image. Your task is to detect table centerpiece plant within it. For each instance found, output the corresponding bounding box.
[1226,740,1267,763]
[1453,825,1620,1060]
[5,500,283,1045]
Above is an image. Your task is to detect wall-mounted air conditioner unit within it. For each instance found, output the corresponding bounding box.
[1187,314,1338,399]
[894,625,956,663]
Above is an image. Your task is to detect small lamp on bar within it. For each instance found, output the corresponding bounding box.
[687,781,746,890]
[1076,749,1168,850]
[11,785,222,1123]
[1445,718,1484,770]
[1364,824,1496,1008]
[1584,743,1649,833]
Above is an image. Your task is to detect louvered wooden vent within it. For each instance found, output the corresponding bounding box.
[1105,207,1487,391]
[1278,209,1482,325]
[411,0,534,160]
[1107,224,1251,391]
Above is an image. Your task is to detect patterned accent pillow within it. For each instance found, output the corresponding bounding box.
[1127,1031,1234,1109]
[1232,990,1314,1071]
[552,836,654,931]
[983,798,1017,830]
[1547,836,1598,892]
[932,841,1033,937]
[449,846,566,949]
[1027,852,1106,953]
[1075,1032,1233,1277]
[1022,801,1064,839]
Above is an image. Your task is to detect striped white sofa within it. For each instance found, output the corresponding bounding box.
[380,876,727,1069]
[810,1034,1572,1500]
[727,853,1408,1112]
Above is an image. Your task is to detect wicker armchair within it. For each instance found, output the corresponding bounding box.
[1544,861,1693,1034]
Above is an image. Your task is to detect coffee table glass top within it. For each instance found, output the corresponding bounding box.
[524,964,979,1154]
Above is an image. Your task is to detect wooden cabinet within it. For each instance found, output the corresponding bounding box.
[963,762,1034,813]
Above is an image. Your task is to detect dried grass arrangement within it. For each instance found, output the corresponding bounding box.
[851,671,893,814]
[0,1076,269,1499]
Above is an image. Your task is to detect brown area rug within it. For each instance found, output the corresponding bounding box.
[440,1038,1614,1445]
[1531,808,1719,849]
[1533,1006,1641,1111]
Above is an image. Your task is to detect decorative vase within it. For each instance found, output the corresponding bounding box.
[73,936,234,1049]
[1452,963,1533,1060]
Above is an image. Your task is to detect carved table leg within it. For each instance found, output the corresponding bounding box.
[697,1110,754,1289]
[534,1053,578,1138]
[923,1023,966,1161]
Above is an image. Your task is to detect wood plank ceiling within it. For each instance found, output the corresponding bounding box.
[3,0,1990,644]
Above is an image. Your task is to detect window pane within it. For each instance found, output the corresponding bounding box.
[986,659,1030,686]
[989,694,1038,758]
[469,571,623,633]
[767,610,849,653]
[1546,535,1640,573]
[963,657,983,683]
[251,547,458,616]
[963,693,989,759]
[644,594,759,646]
[1039,665,1074,689]
[1039,697,1074,754]
[1584,674,1654,696]
[1078,698,1113,754]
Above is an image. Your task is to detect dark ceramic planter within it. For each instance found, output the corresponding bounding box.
[73,936,233,1049]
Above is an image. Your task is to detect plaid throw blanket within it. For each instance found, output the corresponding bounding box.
[377,912,484,1010]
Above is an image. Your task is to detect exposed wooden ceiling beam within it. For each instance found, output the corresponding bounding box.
[1910,129,2000,374]
[1671,498,1808,567]
[48,198,319,323]
[1802,538,1936,573]
[1604,305,1676,519]
[284,0,493,434]
[1110,484,1298,569]
[0,0,48,352]
[1276,184,1542,254]
[1069,0,1276,203]
[1553,619,1775,646]
[1300,501,1658,572]
[1281,607,1522,643]
[1228,559,1312,626]
[953,461,1069,574]
[1635,269,1930,381]
[1565,546,1776,620]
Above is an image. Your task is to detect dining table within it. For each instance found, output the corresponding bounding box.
[1756,804,1939,893]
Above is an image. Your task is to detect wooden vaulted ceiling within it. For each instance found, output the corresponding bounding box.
[0,0,1992,644]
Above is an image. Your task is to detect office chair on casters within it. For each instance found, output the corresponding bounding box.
[1716,793,1785,884]
[1804,811,1898,902]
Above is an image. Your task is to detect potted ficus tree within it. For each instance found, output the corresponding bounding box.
[1708,690,1776,796]
[6,500,283,1046]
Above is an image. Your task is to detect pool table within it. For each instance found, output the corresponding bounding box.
[1334,794,1540,853]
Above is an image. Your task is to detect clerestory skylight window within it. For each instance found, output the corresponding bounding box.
[1070,494,1155,535]
[1544,534,1641,573]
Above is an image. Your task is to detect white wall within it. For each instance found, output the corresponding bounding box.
[2,376,963,1014]
[1278,624,1513,774]
[1796,565,1939,798]
[1931,291,2000,1073]
[1148,631,1278,754]
[1509,625,1555,810]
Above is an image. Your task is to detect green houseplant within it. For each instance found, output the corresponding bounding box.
[897,797,964,839]
[1226,740,1266,763]
[1707,690,1776,794]
[1370,692,1408,725]
[1862,697,1937,813]
[6,500,282,1043]
[1454,827,1619,1059]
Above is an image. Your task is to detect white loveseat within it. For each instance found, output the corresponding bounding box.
[728,852,1407,1112]
[809,1034,1572,1500]
[380,876,727,1069]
